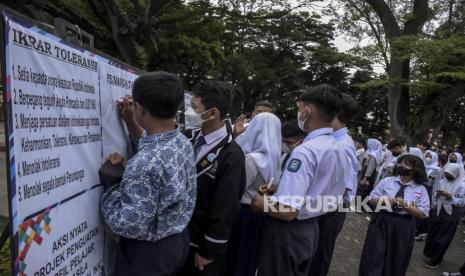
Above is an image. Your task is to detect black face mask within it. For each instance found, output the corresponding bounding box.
[445,175,455,182]
[397,167,413,176]
[392,152,401,157]
[450,159,457,163]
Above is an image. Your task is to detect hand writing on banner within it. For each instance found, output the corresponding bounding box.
[118,96,134,122]
[117,96,143,142]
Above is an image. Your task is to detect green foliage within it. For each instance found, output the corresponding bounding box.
[4,0,361,120]
[327,0,465,144]
[0,240,11,276]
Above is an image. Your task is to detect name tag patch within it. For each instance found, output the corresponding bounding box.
[287,159,302,172]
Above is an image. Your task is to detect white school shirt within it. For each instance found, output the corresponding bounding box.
[195,125,228,163]
[271,128,346,220]
[334,127,358,203]
[241,155,266,204]
[368,176,430,217]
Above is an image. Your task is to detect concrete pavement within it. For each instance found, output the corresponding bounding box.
[330,212,465,276]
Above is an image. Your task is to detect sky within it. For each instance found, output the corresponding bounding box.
[305,1,385,74]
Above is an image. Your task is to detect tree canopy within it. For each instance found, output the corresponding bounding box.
[4,0,465,147]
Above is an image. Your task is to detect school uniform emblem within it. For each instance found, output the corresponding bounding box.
[287,159,301,172]
[207,153,217,162]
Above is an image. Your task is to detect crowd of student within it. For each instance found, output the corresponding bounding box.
[355,136,465,276]
[97,71,465,276]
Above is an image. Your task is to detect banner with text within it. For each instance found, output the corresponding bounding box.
[3,12,140,276]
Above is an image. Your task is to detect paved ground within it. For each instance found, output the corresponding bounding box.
[330,212,465,276]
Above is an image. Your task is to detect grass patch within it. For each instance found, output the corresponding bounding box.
[0,239,11,276]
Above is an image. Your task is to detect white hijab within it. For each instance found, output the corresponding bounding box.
[448,152,463,165]
[237,113,282,184]
[375,149,397,183]
[424,150,440,176]
[367,138,382,165]
[408,147,424,159]
[437,163,465,215]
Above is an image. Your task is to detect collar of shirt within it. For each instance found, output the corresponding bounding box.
[394,176,416,188]
[303,127,333,143]
[199,124,227,146]
[139,130,178,150]
[333,127,348,139]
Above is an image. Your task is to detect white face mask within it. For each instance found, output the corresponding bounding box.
[297,109,309,131]
[425,157,433,164]
[185,107,210,129]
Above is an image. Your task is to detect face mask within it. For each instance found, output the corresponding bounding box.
[425,157,432,164]
[392,152,401,157]
[450,159,457,163]
[297,109,310,131]
[185,107,211,128]
[445,175,455,182]
[397,166,412,176]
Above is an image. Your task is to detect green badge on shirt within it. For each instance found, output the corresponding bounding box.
[287,159,302,172]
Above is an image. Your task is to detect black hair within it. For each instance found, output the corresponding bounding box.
[353,135,367,148]
[132,71,184,119]
[438,153,448,167]
[255,100,273,110]
[299,84,343,123]
[192,80,233,119]
[387,140,403,150]
[337,94,359,124]
[418,141,432,150]
[282,120,306,139]
[393,155,427,184]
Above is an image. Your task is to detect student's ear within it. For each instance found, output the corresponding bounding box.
[210,108,220,120]
[301,106,311,119]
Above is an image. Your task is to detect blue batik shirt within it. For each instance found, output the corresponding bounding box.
[100,130,197,241]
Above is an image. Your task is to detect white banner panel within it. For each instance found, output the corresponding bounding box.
[3,12,141,276]
[99,62,138,159]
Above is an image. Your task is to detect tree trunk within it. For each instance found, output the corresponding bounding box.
[387,56,411,142]
[366,0,431,141]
